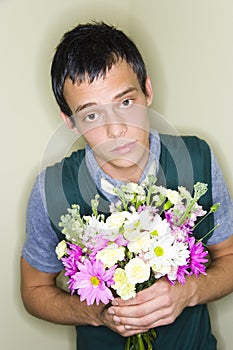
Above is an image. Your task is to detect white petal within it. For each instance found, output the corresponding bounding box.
[100,178,116,195]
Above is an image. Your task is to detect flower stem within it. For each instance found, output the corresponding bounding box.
[193,203,220,230]
[198,223,220,243]
[125,337,130,350]
[137,334,145,350]
[175,198,196,226]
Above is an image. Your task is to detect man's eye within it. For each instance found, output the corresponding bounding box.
[121,99,133,108]
[85,113,97,121]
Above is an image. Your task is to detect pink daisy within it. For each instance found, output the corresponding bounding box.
[70,259,116,305]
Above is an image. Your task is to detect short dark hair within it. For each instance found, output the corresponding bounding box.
[51,22,148,116]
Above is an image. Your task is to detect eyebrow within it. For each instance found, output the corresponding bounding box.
[113,87,138,100]
[75,102,96,114]
[74,87,138,114]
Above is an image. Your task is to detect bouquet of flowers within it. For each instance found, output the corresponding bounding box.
[55,175,219,350]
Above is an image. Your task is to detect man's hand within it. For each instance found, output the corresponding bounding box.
[101,278,193,336]
[103,235,233,337]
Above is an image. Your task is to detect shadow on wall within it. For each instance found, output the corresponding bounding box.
[208,293,233,350]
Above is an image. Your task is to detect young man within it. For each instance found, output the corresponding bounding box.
[21,22,233,349]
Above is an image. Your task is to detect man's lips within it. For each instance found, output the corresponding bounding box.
[111,141,136,155]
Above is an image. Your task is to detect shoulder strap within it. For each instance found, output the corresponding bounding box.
[45,149,109,241]
[158,134,214,242]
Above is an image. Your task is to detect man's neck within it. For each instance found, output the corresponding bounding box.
[99,163,145,183]
[85,129,161,190]
[94,150,150,183]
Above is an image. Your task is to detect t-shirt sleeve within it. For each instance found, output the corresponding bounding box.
[22,171,64,273]
[206,151,233,245]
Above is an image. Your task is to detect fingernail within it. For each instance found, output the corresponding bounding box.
[108,308,115,315]
[125,325,131,330]
[113,315,120,323]
[111,300,118,306]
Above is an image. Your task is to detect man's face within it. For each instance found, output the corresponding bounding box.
[63,60,153,181]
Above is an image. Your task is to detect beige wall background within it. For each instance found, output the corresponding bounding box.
[1,0,232,349]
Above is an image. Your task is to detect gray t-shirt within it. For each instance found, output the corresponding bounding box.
[22,131,233,273]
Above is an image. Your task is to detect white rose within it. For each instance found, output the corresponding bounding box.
[96,243,125,268]
[112,268,128,290]
[106,211,133,228]
[125,257,150,284]
[116,282,136,300]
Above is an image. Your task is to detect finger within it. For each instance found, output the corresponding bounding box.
[112,313,153,329]
[113,281,167,307]
[111,305,174,329]
[108,299,157,319]
[103,311,147,337]
[112,320,149,336]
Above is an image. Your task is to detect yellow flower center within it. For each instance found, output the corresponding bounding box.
[151,230,158,236]
[154,246,164,257]
[90,276,100,286]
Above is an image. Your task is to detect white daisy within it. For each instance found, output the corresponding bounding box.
[145,235,176,269]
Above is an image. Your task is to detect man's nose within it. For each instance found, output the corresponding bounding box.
[107,121,127,138]
[105,106,128,138]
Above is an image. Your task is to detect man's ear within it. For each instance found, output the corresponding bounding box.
[60,112,79,134]
[61,112,73,129]
[145,77,153,107]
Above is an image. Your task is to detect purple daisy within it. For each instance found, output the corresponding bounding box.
[62,255,79,277]
[61,243,83,277]
[176,264,190,285]
[188,237,208,277]
[69,259,116,305]
[67,243,83,260]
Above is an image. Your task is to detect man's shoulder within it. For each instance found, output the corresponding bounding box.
[46,148,86,172]
[159,133,208,144]
[159,133,210,157]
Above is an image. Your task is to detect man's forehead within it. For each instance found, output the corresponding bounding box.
[65,60,135,87]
